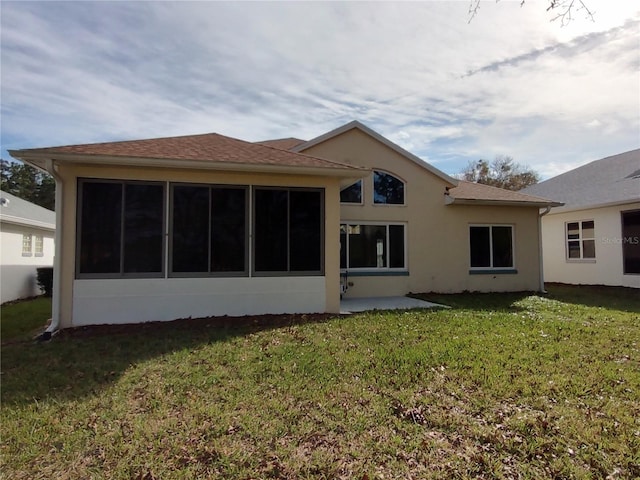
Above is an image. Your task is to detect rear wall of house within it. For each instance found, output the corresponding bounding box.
[55,163,343,328]
[302,128,543,295]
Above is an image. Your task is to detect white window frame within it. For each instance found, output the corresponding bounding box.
[469,224,516,271]
[340,180,364,205]
[22,234,33,256]
[34,235,44,257]
[565,220,596,262]
[340,221,407,271]
[372,170,406,206]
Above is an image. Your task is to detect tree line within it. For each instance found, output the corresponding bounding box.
[1,160,56,211]
[460,155,540,191]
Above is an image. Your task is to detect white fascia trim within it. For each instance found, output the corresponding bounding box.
[0,215,56,231]
[292,120,459,187]
[543,198,640,215]
[445,196,563,208]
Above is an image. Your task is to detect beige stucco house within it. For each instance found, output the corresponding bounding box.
[10,120,559,331]
[522,149,640,288]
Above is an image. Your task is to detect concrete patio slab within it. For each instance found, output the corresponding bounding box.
[340,296,446,314]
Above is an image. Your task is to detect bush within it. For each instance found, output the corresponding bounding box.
[36,267,54,297]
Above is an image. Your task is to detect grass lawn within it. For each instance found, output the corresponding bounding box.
[1,285,638,479]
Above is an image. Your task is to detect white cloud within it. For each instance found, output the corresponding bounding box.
[1,0,638,180]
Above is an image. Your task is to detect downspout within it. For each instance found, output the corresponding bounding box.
[538,206,552,293]
[42,159,63,336]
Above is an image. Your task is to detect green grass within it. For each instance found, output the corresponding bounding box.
[1,285,639,479]
[1,296,51,341]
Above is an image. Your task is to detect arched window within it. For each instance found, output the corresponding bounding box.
[373,171,404,205]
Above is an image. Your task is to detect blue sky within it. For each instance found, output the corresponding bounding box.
[1,1,638,178]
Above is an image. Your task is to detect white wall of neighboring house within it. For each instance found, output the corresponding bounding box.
[541,202,640,288]
[0,222,55,303]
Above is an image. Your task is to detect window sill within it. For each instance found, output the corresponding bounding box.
[22,253,33,257]
[566,259,596,263]
[342,270,409,277]
[469,269,518,275]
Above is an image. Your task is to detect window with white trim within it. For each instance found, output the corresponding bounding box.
[340,223,405,270]
[373,171,404,205]
[34,235,44,256]
[22,234,33,256]
[340,180,362,204]
[469,225,514,269]
[566,220,595,260]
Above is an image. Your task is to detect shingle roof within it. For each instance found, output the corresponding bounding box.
[0,190,55,230]
[521,149,640,210]
[257,138,306,150]
[11,132,364,173]
[447,180,561,207]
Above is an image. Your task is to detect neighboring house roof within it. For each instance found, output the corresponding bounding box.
[9,132,367,180]
[446,181,562,207]
[257,137,307,150]
[292,120,459,187]
[522,149,640,212]
[0,190,55,230]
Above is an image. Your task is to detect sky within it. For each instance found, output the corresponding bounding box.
[1,1,638,179]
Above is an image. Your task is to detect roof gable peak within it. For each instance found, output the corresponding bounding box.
[293,120,457,186]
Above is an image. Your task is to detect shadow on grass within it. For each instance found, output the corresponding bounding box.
[414,283,640,314]
[1,313,340,406]
[411,291,535,312]
[544,283,640,313]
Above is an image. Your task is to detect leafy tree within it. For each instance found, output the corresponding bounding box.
[1,159,56,210]
[461,155,540,191]
[469,0,595,26]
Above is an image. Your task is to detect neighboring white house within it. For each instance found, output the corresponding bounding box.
[522,149,640,288]
[0,191,56,303]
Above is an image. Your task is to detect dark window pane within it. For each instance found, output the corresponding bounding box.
[568,241,581,258]
[622,210,640,274]
[389,225,405,268]
[340,180,362,203]
[373,171,404,204]
[172,186,209,272]
[289,190,322,271]
[254,189,288,271]
[349,225,386,268]
[492,226,513,268]
[79,182,122,274]
[210,188,246,272]
[470,226,490,268]
[567,222,579,240]
[340,225,347,269]
[123,184,164,273]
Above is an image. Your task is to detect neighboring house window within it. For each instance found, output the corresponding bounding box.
[171,184,248,275]
[34,235,44,257]
[254,188,324,274]
[340,180,362,204]
[469,225,514,269]
[373,171,405,205]
[621,210,640,274]
[340,223,405,269]
[22,234,33,256]
[566,220,595,260]
[77,180,165,276]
